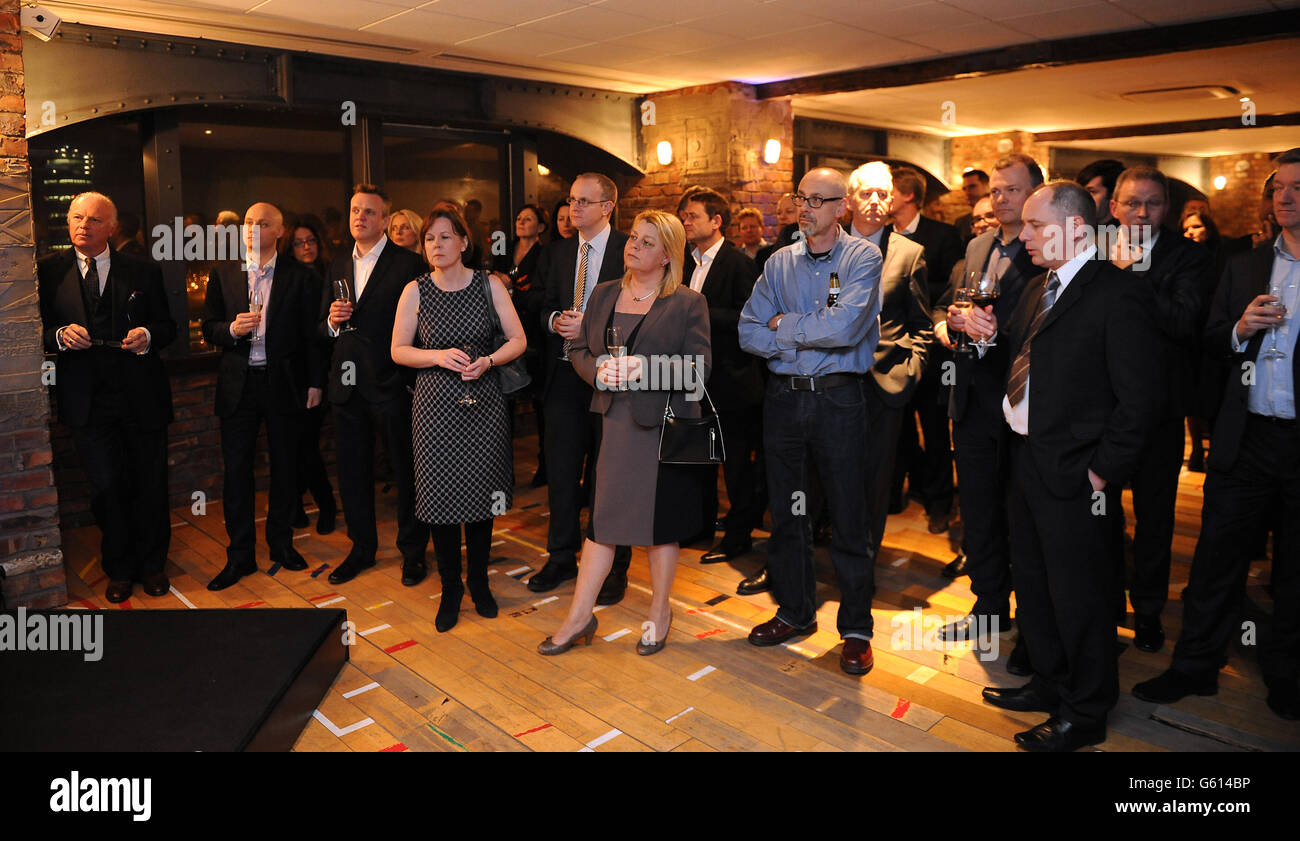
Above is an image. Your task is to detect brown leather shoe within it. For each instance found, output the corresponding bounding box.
[748,617,816,647]
[140,572,169,597]
[105,579,133,604]
[840,638,874,675]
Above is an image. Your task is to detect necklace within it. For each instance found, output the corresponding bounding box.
[630,285,656,302]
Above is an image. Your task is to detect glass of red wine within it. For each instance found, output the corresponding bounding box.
[970,273,1000,352]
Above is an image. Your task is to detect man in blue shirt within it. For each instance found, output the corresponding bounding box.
[740,167,883,676]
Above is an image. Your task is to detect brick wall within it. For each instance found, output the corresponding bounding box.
[0,0,66,609]
[1207,151,1282,239]
[942,129,1046,226]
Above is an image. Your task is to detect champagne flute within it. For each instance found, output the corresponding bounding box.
[333,278,356,333]
[606,325,626,390]
[458,343,478,406]
[559,309,580,362]
[1260,281,1290,361]
[970,273,1001,352]
[953,280,973,355]
[248,284,263,341]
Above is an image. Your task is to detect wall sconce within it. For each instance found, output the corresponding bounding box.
[656,141,673,166]
[537,164,550,176]
[763,138,781,164]
[1213,175,1227,190]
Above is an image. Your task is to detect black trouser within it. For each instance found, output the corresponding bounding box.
[430,518,494,586]
[1008,437,1119,728]
[219,369,301,566]
[72,394,170,583]
[543,364,630,571]
[333,391,428,564]
[952,391,1014,618]
[1172,414,1300,684]
[700,406,766,549]
[1109,416,1184,618]
[893,370,954,515]
[297,401,334,511]
[865,388,904,558]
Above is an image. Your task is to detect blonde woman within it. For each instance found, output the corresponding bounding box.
[539,210,712,656]
[388,209,423,253]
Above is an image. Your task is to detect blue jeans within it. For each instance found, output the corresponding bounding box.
[763,377,875,639]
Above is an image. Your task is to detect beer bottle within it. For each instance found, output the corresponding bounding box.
[827,272,841,306]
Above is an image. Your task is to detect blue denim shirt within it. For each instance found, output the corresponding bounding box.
[739,228,883,376]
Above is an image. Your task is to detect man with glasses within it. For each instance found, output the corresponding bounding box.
[530,173,632,604]
[740,168,883,676]
[1106,166,1214,652]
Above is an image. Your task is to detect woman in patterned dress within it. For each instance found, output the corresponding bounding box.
[392,206,526,632]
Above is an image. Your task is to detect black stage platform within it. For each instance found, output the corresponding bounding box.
[0,608,348,751]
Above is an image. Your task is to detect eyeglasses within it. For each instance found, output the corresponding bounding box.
[566,197,611,209]
[292,237,318,248]
[792,194,843,209]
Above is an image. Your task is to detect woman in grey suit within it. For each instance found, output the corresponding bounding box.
[539,210,712,656]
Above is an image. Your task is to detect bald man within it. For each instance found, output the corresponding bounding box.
[202,202,324,590]
[38,192,177,604]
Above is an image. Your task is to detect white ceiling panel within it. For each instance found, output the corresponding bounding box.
[1002,2,1149,41]
[360,8,506,41]
[425,0,591,25]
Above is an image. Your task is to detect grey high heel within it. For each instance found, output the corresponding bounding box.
[538,614,598,655]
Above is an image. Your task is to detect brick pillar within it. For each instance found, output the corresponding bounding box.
[941,130,1043,224]
[620,82,794,242]
[0,2,65,609]
[1208,151,1280,239]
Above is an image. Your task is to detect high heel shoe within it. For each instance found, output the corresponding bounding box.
[636,614,672,656]
[538,614,597,655]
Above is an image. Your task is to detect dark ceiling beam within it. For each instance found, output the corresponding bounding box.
[1034,112,1300,142]
[755,11,1300,100]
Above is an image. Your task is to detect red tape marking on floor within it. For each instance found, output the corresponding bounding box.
[309,592,340,602]
[384,640,416,654]
[118,601,133,610]
[695,628,724,639]
[512,723,553,738]
[88,575,106,588]
[235,601,265,609]
[76,599,99,610]
[890,698,911,719]
[380,743,408,752]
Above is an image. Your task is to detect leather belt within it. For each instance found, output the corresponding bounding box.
[1248,412,1297,429]
[774,373,862,392]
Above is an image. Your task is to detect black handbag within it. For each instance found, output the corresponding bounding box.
[479,270,532,396]
[658,365,725,465]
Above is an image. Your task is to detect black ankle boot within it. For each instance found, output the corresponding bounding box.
[435,554,463,633]
[467,563,498,619]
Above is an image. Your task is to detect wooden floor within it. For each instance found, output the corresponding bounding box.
[57,433,1300,752]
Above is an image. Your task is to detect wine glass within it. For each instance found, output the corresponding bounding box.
[1260,281,1290,361]
[333,278,356,333]
[953,280,973,355]
[248,284,263,341]
[606,325,626,390]
[458,343,478,406]
[970,273,1001,352]
[559,308,581,362]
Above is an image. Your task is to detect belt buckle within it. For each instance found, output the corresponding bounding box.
[791,375,814,392]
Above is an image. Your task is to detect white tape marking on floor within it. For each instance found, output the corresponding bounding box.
[686,665,716,681]
[343,682,379,698]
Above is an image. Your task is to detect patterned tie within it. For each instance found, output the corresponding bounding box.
[1005,270,1061,408]
[564,242,591,359]
[83,256,102,310]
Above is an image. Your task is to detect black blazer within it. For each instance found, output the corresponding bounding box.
[1000,260,1165,498]
[38,249,176,429]
[904,215,964,311]
[1204,242,1298,472]
[570,280,712,428]
[318,239,427,405]
[940,231,1039,423]
[864,229,932,408]
[202,259,324,417]
[538,228,629,399]
[683,241,763,410]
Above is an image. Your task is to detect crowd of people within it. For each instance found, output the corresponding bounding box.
[37,145,1300,751]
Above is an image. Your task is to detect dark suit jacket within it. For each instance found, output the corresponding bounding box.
[318,239,427,405]
[940,230,1040,423]
[38,249,176,429]
[1000,259,1165,498]
[570,280,712,428]
[1118,232,1215,418]
[1204,241,1297,472]
[202,258,324,417]
[855,228,932,408]
[538,227,629,399]
[683,240,763,410]
[903,215,963,312]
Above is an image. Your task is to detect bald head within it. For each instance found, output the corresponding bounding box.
[244,201,284,266]
[67,192,119,257]
[796,168,849,246]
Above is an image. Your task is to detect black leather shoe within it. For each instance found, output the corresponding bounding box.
[701,541,751,564]
[1014,716,1105,752]
[1006,640,1032,676]
[401,560,427,587]
[927,508,950,534]
[982,684,1058,713]
[316,500,337,535]
[940,612,1010,642]
[595,568,627,606]
[207,562,256,591]
[941,551,968,579]
[328,552,375,585]
[106,579,133,603]
[1265,679,1300,720]
[272,546,309,571]
[1132,669,1218,704]
[736,567,770,596]
[1133,614,1165,652]
[291,507,309,529]
[139,572,169,597]
[527,560,577,593]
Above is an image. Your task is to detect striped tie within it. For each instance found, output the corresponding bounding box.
[1005,270,1060,408]
[563,242,591,359]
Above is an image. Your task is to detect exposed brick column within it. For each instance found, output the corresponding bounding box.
[1208,151,1281,239]
[0,2,65,609]
[941,130,1044,224]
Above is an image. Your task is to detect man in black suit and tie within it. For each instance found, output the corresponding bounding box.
[321,184,429,586]
[933,153,1043,656]
[529,173,632,603]
[1134,148,1300,720]
[677,188,765,565]
[1105,166,1214,651]
[890,166,963,533]
[1077,159,1125,229]
[202,202,323,590]
[38,192,176,604]
[976,181,1164,751]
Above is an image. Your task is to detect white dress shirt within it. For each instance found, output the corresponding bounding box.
[329,234,388,337]
[689,236,724,293]
[550,222,612,332]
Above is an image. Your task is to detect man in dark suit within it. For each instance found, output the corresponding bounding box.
[1105,166,1214,650]
[529,173,632,603]
[976,181,1164,751]
[38,192,176,604]
[321,184,429,586]
[954,169,989,244]
[932,153,1043,656]
[890,165,963,532]
[1134,148,1300,720]
[202,202,323,590]
[678,188,766,564]
[1077,158,1125,229]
